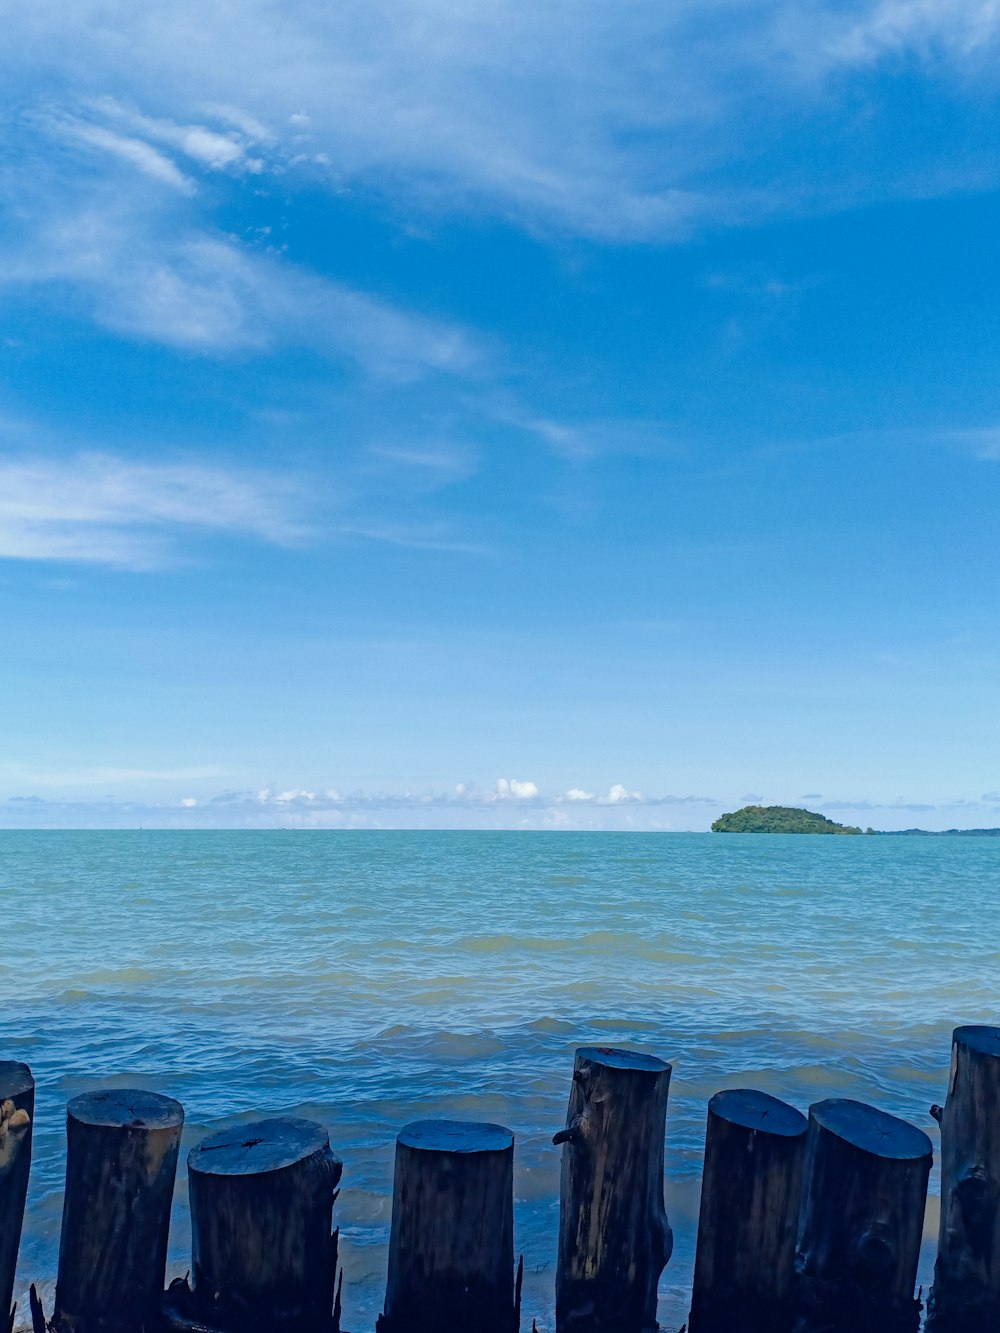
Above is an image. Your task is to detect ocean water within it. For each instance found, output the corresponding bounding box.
[1,829,998,1330]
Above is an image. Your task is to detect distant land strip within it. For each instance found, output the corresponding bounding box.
[710,805,1000,835]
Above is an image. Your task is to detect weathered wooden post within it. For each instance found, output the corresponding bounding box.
[553,1046,672,1333]
[377,1119,517,1333]
[927,1025,1000,1332]
[688,1088,807,1333]
[53,1088,184,1333]
[0,1062,34,1332]
[184,1117,341,1333]
[795,1097,932,1333]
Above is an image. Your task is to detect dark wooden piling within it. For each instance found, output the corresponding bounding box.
[377,1119,517,1333]
[184,1117,341,1333]
[795,1097,932,1333]
[0,1062,34,1332]
[688,1088,807,1333]
[53,1088,183,1333]
[554,1046,672,1333]
[927,1025,1000,1333]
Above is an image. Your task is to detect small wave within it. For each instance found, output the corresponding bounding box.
[459,934,566,953]
[72,967,160,985]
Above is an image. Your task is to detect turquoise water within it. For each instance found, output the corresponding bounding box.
[1,830,998,1330]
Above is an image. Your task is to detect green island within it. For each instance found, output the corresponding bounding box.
[711,804,1000,834]
[711,805,863,834]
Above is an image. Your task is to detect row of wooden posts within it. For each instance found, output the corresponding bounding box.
[1,1026,999,1333]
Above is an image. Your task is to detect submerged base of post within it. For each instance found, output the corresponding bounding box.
[927,1293,1000,1333]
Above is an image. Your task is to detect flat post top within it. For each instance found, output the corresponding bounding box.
[709,1087,807,1137]
[575,1046,670,1074]
[397,1119,513,1154]
[68,1088,184,1130]
[954,1025,1000,1057]
[810,1098,932,1161]
[189,1116,333,1176]
[0,1061,33,1101]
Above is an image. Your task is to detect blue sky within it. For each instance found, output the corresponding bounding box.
[1,0,999,829]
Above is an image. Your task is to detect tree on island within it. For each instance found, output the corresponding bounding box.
[711,805,863,834]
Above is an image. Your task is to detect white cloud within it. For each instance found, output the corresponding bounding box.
[495,777,539,800]
[36,97,275,198]
[88,98,264,171]
[606,783,643,804]
[0,453,307,569]
[202,103,276,143]
[561,784,645,804]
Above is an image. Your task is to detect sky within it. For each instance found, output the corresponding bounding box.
[1,0,999,830]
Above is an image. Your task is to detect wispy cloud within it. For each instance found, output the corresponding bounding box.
[92,98,259,172]
[507,412,681,463]
[4,1,1000,244]
[0,453,308,569]
[940,425,1000,460]
[56,120,197,194]
[0,193,482,375]
[0,0,995,425]
[37,96,287,192]
[0,764,226,787]
[829,0,1000,64]
[332,517,488,555]
[367,442,479,484]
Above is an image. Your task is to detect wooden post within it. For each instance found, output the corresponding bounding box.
[554,1046,672,1333]
[53,1088,183,1333]
[378,1119,517,1333]
[0,1061,34,1332]
[688,1088,807,1333]
[795,1097,932,1333]
[927,1025,1000,1332]
[185,1117,341,1333]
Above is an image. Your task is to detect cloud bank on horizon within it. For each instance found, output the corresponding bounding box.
[4,780,1000,833]
[0,1,998,829]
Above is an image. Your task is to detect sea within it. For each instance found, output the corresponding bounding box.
[1,829,997,1331]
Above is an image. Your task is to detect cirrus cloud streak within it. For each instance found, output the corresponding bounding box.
[0,452,309,568]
